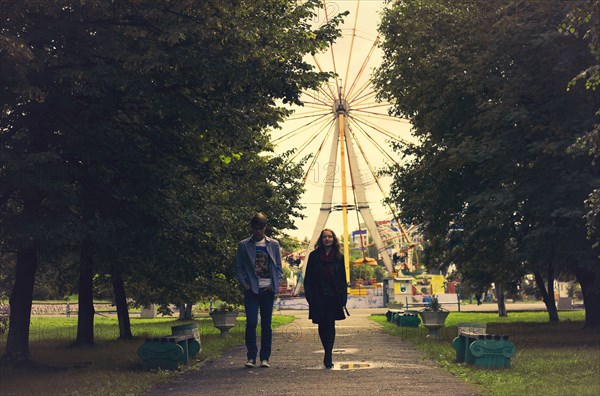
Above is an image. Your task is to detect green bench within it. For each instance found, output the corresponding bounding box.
[386,309,421,327]
[452,323,516,369]
[385,309,402,322]
[138,333,201,370]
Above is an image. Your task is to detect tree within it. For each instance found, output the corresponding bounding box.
[375,0,600,324]
[1,0,345,359]
[350,264,375,286]
[562,1,600,252]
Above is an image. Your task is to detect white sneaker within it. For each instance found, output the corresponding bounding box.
[245,360,255,368]
[260,360,270,368]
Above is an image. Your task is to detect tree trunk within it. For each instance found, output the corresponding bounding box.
[75,240,95,346]
[533,269,559,322]
[178,303,193,320]
[496,283,507,317]
[575,266,600,328]
[3,246,37,361]
[111,269,132,339]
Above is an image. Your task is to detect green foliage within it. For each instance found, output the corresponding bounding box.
[375,0,600,324]
[209,301,239,313]
[350,264,375,284]
[0,0,346,316]
[282,266,292,281]
[563,1,600,249]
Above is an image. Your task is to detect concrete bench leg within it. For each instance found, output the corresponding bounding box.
[452,335,467,363]
[138,342,184,370]
[469,339,516,369]
[187,339,201,358]
[177,339,190,364]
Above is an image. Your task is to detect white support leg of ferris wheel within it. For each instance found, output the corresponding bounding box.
[295,125,341,295]
[345,127,395,275]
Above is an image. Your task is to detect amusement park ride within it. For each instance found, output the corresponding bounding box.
[271,1,423,296]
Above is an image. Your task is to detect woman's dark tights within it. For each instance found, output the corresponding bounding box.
[318,320,335,368]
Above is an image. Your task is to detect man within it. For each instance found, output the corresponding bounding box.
[235,213,283,368]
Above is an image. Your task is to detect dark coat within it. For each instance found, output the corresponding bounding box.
[304,249,348,323]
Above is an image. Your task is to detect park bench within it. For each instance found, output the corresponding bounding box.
[452,323,516,369]
[385,309,421,327]
[385,308,403,322]
[137,333,201,370]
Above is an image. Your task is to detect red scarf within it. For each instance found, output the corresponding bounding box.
[319,248,335,263]
[319,248,335,286]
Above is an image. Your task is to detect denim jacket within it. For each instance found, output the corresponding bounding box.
[235,236,283,294]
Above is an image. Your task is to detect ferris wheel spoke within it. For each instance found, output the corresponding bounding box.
[303,122,335,182]
[272,113,331,145]
[342,0,362,98]
[348,124,390,191]
[285,110,332,121]
[299,101,332,109]
[322,0,340,95]
[350,113,412,146]
[354,102,384,109]
[351,109,395,119]
[348,118,399,165]
[351,109,410,124]
[350,89,377,106]
[345,35,380,100]
[348,116,398,164]
[352,101,393,110]
[304,85,334,106]
[291,117,335,163]
[351,101,411,122]
[310,55,337,101]
[349,115,401,148]
[349,85,374,106]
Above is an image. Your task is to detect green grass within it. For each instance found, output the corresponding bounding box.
[371,311,600,396]
[0,314,295,396]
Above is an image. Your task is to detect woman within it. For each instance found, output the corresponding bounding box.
[303,228,348,369]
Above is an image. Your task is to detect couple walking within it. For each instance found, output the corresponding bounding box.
[235,213,348,369]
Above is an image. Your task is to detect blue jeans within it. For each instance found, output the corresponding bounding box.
[244,288,275,362]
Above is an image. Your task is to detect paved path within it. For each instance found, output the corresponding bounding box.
[145,309,482,396]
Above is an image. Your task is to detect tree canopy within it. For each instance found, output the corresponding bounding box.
[375,0,600,325]
[562,0,600,251]
[1,0,345,359]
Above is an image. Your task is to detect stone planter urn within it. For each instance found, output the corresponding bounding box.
[418,295,450,338]
[209,311,239,337]
[418,310,450,338]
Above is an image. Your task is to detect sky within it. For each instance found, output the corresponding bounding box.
[270,1,417,242]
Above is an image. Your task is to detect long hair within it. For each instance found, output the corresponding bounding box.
[314,228,342,259]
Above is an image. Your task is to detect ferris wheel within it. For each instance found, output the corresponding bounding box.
[272,1,418,286]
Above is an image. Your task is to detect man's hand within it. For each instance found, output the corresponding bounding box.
[243,284,250,291]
